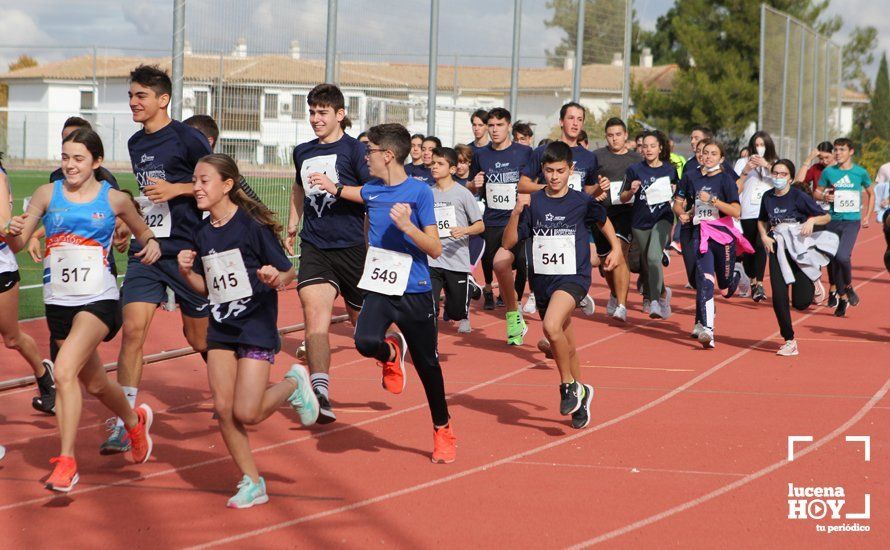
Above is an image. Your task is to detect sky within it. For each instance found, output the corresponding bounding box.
[0,0,886,78]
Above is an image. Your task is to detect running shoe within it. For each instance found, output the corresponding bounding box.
[495,296,505,308]
[827,290,838,308]
[483,290,495,310]
[284,364,320,426]
[812,280,826,305]
[380,332,407,393]
[662,249,671,267]
[559,381,583,416]
[314,390,336,424]
[580,294,596,316]
[669,241,682,253]
[648,300,663,319]
[777,340,799,356]
[227,475,269,509]
[752,283,766,302]
[457,319,472,333]
[698,328,715,349]
[605,295,618,316]
[571,384,594,429]
[642,298,651,314]
[723,270,741,299]
[127,404,154,464]
[690,322,705,340]
[522,293,537,315]
[846,286,860,307]
[611,304,627,322]
[45,455,78,492]
[506,311,527,346]
[431,424,457,464]
[31,359,56,415]
[296,340,307,361]
[537,338,553,359]
[834,298,848,318]
[657,287,673,319]
[468,275,482,301]
[100,419,132,455]
[0,445,5,462]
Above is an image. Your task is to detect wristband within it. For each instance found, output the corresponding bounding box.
[335,184,344,199]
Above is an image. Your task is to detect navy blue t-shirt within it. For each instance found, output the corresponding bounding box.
[758,187,825,230]
[626,161,679,229]
[50,167,120,190]
[360,177,437,294]
[521,143,599,193]
[192,208,293,351]
[469,142,532,227]
[676,169,740,226]
[406,163,433,185]
[128,120,211,256]
[516,189,607,299]
[293,133,372,250]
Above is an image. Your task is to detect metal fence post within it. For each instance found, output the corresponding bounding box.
[427,0,439,136]
[452,53,459,146]
[325,0,338,84]
[778,16,791,157]
[795,30,806,166]
[22,116,27,161]
[572,0,585,102]
[824,45,831,139]
[811,35,819,150]
[620,0,632,120]
[171,0,185,120]
[757,3,765,129]
[509,0,522,115]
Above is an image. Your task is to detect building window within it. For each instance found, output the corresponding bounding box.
[347,96,360,119]
[291,94,307,119]
[264,93,278,119]
[263,145,279,165]
[80,90,95,111]
[194,91,208,115]
[213,86,261,132]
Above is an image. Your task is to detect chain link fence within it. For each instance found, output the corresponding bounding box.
[759,4,842,168]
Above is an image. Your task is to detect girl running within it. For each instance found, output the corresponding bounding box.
[6,129,158,492]
[757,160,831,356]
[177,153,318,509]
[620,130,678,319]
[0,154,55,414]
[737,131,778,302]
[673,141,750,348]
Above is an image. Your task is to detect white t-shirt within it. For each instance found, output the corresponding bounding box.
[739,167,771,220]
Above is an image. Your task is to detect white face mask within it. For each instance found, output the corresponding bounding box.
[756,146,766,157]
[705,164,721,173]
[772,177,788,190]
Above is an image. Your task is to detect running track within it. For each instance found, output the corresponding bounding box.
[0,231,887,548]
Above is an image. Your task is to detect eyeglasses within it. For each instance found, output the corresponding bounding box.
[364,148,387,158]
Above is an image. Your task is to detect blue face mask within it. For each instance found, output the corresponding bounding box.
[772,177,788,190]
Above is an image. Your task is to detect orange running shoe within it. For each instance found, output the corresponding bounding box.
[431,424,457,464]
[127,404,154,464]
[45,455,78,492]
[379,333,407,394]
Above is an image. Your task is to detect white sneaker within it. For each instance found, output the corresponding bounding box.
[522,293,537,315]
[611,304,627,322]
[690,322,704,339]
[777,340,799,356]
[698,328,715,349]
[657,287,672,320]
[812,281,825,305]
[162,286,177,312]
[457,319,472,333]
[642,298,651,314]
[648,300,663,319]
[580,294,596,316]
[606,295,618,316]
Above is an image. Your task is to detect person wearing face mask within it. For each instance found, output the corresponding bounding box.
[758,159,832,356]
[737,131,778,303]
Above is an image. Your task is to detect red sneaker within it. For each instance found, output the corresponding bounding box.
[431,424,457,464]
[45,455,78,492]
[379,333,407,394]
[127,404,154,464]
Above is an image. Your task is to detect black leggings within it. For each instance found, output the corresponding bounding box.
[481,225,528,296]
[740,218,766,282]
[768,249,814,341]
[827,220,860,292]
[353,292,449,426]
[430,267,470,321]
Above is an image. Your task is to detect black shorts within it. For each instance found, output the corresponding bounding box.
[46,299,122,342]
[592,210,632,257]
[297,241,365,310]
[536,282,587,319]
[0,270,21,294]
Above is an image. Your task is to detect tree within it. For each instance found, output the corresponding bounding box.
[871,53,890,142]
[841,26,878,93]
[544,0,643,67]
[8,54,37,72]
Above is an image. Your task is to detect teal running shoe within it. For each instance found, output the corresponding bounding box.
[284,364,320,426]
[226,475,269,509]
[100,419,131,454]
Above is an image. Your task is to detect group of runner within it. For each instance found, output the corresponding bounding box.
[0,66,884,509]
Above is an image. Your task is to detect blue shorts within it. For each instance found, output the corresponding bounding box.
[121,256,210,318]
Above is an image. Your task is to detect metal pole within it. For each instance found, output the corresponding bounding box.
[811,36,819,150]
[509,0,522,115]
[620,0,632,120]
[795,30,806,167]
[427,0,439,136]
[22,116,26,161]
[171,0,186,120]
[92,45,98,110]
[452,53,459,145]
[216,51,224,127]
[835,50,842,137]
[757,3,766,129]
[824,45,831,138]
[778,17,791,157]
[325,0,338,84]
[571,0,585,102]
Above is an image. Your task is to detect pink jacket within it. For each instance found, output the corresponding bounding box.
[698,216,754,255]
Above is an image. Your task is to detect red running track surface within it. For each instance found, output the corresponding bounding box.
[0,230,887,548]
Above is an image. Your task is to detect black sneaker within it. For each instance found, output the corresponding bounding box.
[483,290,495,310]
[834,299,848,317]
[846,286,860,306]
[571,384,594,429]
[495,296,505,308]
[315,391,337,424]
[468,276,483,301]
[661,249,670,267]
[723,269,741,299]
[827,290,838,308]
[31,360,56,415]
[559,381,583,416]
[752,283,767,302]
